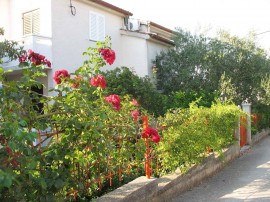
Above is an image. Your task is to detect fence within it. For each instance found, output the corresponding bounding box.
[35,117,157,200]
[32,104,270,200]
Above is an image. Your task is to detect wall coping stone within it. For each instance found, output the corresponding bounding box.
[96,129,270,202]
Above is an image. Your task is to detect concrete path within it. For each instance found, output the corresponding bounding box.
[171,136,270,202]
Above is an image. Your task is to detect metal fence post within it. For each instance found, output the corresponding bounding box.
[142,116,151,179]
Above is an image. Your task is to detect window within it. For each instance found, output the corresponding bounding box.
[23,9,40,35]
[89,11,105,41]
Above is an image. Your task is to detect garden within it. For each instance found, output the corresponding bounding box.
[1,28,270,201]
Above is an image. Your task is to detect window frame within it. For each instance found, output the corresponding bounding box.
[22,9,40,36]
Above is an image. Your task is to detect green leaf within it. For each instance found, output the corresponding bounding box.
[19,62,28,68]
[0,170,14,188]
[54,178,64,189]
[0,67,4,75]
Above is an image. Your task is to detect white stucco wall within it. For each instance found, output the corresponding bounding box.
[119,34,149,77]
[0,0,52,95]
[147,40,171,78]
[0,0,52,40]
[1,0,173,95]
[50,0,125,91]
[0,0,10,38]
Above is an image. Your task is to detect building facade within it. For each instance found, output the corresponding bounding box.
[0,0,174,95]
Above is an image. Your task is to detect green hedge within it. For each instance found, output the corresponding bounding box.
[251,103,270,135]
[156,102,244,174]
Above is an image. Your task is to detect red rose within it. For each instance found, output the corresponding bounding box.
[99,48,116,65]
[53,69,70,84]
[151,134,160,143]
[19,49,51,68]
[105,94,121,111]
[106,50,115,65]
[90,75,106,89]
[131,110,140,121]
[142,127,160,143]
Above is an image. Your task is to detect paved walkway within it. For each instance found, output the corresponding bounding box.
[172,136,270,202]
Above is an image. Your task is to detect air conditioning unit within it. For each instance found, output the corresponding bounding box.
[128,19,140,31]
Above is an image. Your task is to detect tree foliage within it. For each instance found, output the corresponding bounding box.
[156,28,270,104]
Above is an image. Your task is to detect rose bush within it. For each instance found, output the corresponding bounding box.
[0,37,157,201]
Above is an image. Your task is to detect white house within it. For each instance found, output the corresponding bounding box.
[0,0,174,96]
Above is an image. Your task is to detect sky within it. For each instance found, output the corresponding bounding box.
[105,0,270,50]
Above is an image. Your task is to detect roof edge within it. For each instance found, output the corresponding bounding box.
[90,0,133,16]
[149,33,175,46]
[149,21,174,34]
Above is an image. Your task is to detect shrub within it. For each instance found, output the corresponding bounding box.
[156,102,243,174]
[166,90,218,109]
[251,103,270,133]
[103,67,167,116]
[0,38,159,201]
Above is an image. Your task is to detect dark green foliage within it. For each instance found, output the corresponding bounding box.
[156,30,210,94]
[155,29,270,105]
[166,90,218,109]
[251,103,270,132]
[103,67,167,116]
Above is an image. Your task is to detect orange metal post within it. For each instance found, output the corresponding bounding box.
[240,116,247,147]
[143,116,151,179]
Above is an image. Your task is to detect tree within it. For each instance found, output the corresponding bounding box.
[156,29,210,94]
[155,28,270,104]
[214,31,270,104]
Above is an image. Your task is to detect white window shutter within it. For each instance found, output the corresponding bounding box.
[23,9,40,35]
[97,15,105,41]
[32,10,40,34]
[23,12,32,35]
[89,12,97,41]
[89,11,105,41]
